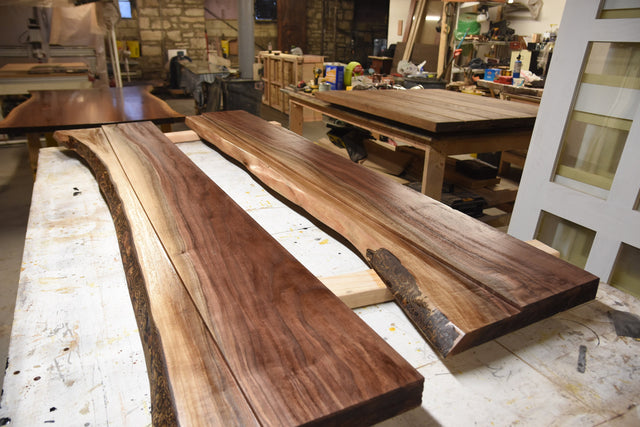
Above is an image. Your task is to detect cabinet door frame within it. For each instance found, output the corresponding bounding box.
[508,0,640,283]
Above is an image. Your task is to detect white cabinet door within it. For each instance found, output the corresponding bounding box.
[509,0,640,297]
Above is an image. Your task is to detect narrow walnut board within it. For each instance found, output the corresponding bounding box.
[55,123,423,426]
[187,111,599,357]
[315,89,538,133]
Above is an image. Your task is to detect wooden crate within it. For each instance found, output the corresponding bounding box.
[258,52,324,114]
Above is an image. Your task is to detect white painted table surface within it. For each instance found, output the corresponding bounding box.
[1,138,639,426]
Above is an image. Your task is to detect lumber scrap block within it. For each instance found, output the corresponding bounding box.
[55,123,423,426]
[320,269,394,308]
[187,110,599,357]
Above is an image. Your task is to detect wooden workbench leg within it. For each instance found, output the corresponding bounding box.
[421,146,446,200]
[27,133,41,177]
[289,102,304,135]
[160,123,172,133]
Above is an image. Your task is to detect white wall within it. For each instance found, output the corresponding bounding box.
[504,0,567,38]
[387,0,568,46]
[388,0,412,45]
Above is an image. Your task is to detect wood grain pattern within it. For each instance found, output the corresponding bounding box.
[55,129,258,426]
[56,123,423,425]
[315,89,538,133]
[187,110,599,357]
[0,86,183,133]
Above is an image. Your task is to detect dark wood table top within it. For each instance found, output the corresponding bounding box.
[0,85,184,133]
[315,89,538,133]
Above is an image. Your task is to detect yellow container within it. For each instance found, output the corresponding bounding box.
[126,40,140,58]
[220,40,230,57]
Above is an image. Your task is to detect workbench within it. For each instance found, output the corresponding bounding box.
[286,88,538,200]
[476,79,544,102]
[178,60,229,113]
[0,86,184,174]
[0,131,638,426]
[0,63,92,96]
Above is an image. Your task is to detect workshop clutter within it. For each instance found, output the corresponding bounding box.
[292,62,395,94]
[324,63,345,90]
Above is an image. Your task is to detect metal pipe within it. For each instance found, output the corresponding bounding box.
[108,28,122,88]
[238,0,255,79]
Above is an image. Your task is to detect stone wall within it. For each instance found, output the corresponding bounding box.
[116,1,277,80]
[205,19,277,64]
[306,0,355,62]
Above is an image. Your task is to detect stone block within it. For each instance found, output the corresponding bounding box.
[166,30,183,42]
[178,17,202,23]
[142,45,162,57]
[189,38,207,50]
[138,8,159,17]
[185,8,204,17]
[164,8,182,16]
[138,16,151,29]
[140,30,163,41]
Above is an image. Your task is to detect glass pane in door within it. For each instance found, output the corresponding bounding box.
[609,243,640,298]
[554,42,640,198]
[599,0,640,19]
[535,211,596,269]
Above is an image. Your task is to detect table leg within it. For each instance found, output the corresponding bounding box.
[160,123,172,133]
[27,132,41,177]
[289,101,304,135]
[421,146,446,200]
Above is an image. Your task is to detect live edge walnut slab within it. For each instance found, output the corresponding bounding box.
[55,124,423,426]
[187,111,600,358]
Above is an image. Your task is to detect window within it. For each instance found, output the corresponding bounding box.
[599,0,640,19]
[553,42,640,199]
[609,243,640,298]
[535,211,596,269]
[255,0,277,21]
[119,1,134,19]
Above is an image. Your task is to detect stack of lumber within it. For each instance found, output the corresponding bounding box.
[54,124,423,425]
[187,111,599,358]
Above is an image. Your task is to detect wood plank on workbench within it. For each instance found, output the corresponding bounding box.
[0,86,184,133]
[55,129,259,426]
[315,89,538,133]
[57,122,423,426]
[187,110,599,357]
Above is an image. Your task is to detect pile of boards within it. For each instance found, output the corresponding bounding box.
[55,110,598,425]
[55,123,424,426]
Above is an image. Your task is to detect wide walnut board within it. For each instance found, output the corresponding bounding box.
[55,123,423,426]
[187,111,599,357]
[315,89,538,133]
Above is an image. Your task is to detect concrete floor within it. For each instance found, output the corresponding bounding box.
[0,94,328,393]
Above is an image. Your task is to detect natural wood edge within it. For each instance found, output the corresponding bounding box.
[54,130,178,426]
[55,129,261,426]
[367,248,464,357]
